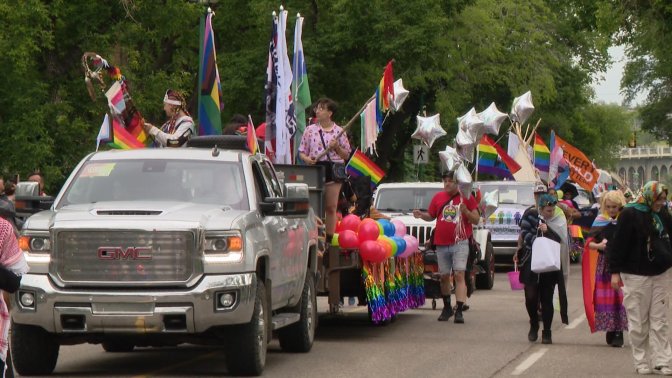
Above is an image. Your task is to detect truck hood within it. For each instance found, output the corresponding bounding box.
[25,201,246,231]
[380,213,435,227]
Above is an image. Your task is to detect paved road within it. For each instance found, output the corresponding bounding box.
[17,264,669,377]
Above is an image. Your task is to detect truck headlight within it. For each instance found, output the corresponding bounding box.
[19,235,51,253]
[203,232,243,263]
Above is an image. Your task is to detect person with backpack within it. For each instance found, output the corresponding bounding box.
[413,170,479,323]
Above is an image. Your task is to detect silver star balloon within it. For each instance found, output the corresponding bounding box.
[439,146,461,171]
[391,79,409,112]
[455,129,474,146]
[457,107,476,133]
[457,107,484,144]
[455,164,473,198]
[457,142,475,163]
[477,102,508,135]
[510,91,534,125]
[481,189,499,219]
[412,114,446,148]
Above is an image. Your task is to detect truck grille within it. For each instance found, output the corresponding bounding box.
[52,231,197,287]
[407,225,433,247]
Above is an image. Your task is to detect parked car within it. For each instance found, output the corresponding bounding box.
[373,182,495,290]
[475,181,535,265]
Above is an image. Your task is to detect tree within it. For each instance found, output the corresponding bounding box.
[0,0,619,193]
[596,1,672,142]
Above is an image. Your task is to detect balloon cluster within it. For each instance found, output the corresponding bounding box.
[451,91,535,169]
[333,216,420,262]
[332,215,425,324]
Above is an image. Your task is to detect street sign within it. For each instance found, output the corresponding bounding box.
[413,145,429,164]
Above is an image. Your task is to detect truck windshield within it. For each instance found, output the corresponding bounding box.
[58,159,249,209]
[375,187,442,212]
[478,183,535,206]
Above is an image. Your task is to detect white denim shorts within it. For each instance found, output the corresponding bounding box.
[435,240,469,274]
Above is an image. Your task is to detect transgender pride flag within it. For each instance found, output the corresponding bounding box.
[197,9,224,135]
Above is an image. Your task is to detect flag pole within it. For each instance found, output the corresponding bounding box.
[314,94,376,160]
[475,143,479,182]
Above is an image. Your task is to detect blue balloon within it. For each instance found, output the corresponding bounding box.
[392,236,406,256]
[378,219,396,237]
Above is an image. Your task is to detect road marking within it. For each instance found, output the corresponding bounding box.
[341,306,368,313]
[565,313,586,329]
[511,348,548,375]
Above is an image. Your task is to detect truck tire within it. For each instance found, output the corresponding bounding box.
[476,241,495,290]
[226,280,268,376]
[11,322,59,375]
[278,272,317,352]
[102,341,135,352]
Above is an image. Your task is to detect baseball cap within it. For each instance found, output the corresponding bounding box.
[533,181,547,193]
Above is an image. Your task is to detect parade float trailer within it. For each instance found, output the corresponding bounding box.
[276,165,428,322]
[11,136,319,376]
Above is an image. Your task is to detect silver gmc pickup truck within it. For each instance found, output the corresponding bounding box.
[10,136,319,376]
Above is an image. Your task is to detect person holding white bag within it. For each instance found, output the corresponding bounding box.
[515,191,569,344]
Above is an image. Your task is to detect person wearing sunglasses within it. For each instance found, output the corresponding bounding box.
[143,89,195,147]
[516,191,569,345]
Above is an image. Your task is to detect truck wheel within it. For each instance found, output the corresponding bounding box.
[476,241,495,290]
[278,273,317,353]
[226,280,268,376]
[102,341,135,352]
[11,322,59,375]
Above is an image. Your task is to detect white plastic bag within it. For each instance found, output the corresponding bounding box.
[531,236,561,273]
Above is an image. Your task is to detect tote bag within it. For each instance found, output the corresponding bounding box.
[531,236,561,273]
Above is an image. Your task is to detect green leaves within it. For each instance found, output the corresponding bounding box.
[0,0,624,192]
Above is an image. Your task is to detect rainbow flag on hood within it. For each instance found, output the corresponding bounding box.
[346,149,385,188]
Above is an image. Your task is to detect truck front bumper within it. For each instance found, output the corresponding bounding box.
[11,273,256,334]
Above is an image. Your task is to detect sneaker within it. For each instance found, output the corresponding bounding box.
[454,311,464,324]
[653,366,672,375]
[637,366,652,375]
[438,306,454,321]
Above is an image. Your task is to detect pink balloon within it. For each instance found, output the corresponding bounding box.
[340,214,361,232]
[338,230,360,250]
[359,240,379,262]
[391,219,406,237]
[358,219,381,243]
[401,235,419,258]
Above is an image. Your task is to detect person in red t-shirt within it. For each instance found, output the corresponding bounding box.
[413,170,479,323]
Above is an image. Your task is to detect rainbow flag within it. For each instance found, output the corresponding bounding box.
[477,135,521,178]
[104,81,149,148]
[534,133,550,179]
[197,10,224,135]
[346,149,385,187]
[375,61,394,129]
